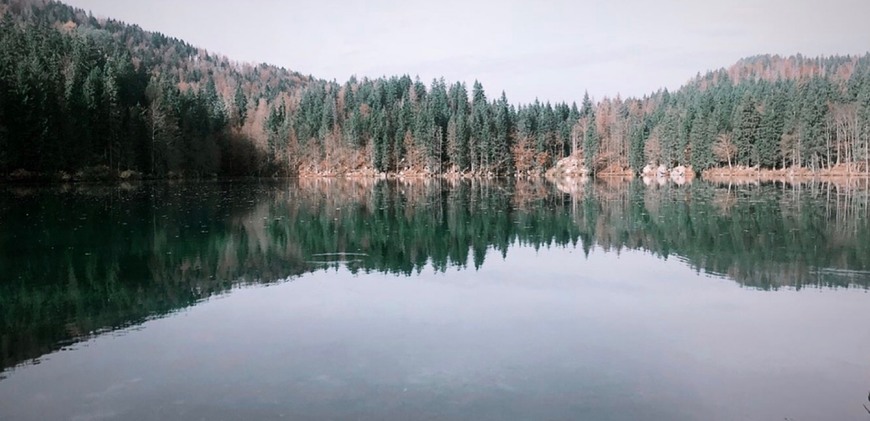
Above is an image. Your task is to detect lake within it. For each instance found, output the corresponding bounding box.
[1,178,869,420]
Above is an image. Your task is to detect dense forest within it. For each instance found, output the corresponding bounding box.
[2,178,869,372]
[1,0,870,179]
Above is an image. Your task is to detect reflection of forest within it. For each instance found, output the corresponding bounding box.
[1,178,868,373]
[578,178,870,290]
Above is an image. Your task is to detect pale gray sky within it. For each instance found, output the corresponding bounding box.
[63,0,870,104]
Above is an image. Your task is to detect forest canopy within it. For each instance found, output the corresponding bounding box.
[1,0,869,179]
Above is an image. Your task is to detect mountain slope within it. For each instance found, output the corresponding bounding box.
[0,0,312,177]
[1,0,869,179]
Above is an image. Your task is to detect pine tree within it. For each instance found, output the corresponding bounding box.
[447,82,470,171]
[583,110,599,171]
[858,76,870,171]
[791,78,826,170]
[102,63,122,170]
[568,102,580,156]
[265,102,288,173]
[493,91,513,174]
[234,82,247,127]
[579,92,600,171]
[471,80,488,172]
[202,76,227,133]
[628,110,647,173]
[537,102,554,160]
[757,93,785,169]
[732,93,760,167]
[689,105,715,171]
[659,109,680,167]
[371,107,388,171]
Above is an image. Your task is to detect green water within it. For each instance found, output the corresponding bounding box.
[1,179,869,420]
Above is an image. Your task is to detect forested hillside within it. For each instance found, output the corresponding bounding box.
[1,0,869,179]
[0,0,312,178]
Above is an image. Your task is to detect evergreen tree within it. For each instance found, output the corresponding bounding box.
[857,77,870,171]
[102,63,122,170]
[627,109,647,172]
[689,103,715,171]
[537,102,554,160]
[265,102,288,173]
[757,93,785,168]
[447,82,470,170]
[234,82,247,127]
[800,77,831,170]
[732,93,761,166]
[579,92,599,170]
[584,110,599,171]
[659,109,680,167]
[493,92,513,174]
[471,80,489,172]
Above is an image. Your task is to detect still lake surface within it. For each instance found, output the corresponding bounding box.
[1,178,869,420]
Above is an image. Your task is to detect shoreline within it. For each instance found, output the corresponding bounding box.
[4,166,870,185]
[701,166,870,183]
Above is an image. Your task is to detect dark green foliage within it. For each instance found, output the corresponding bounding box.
[492,92,513,174]
[627,102,647,172]
[799,77,832,170]
[471,80,490,172]
[622,57,870,173]
[0,0,309,178]
[234,82,247,127]
[688,94,716,170]
[1,1,869,177]
[757,91,785,169]
[859,78,870,170]
[265,102,290,174]
[580,93,599,171]
[3,179,869,371]
[732,93,761,166]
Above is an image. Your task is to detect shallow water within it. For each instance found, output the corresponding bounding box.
[1,179,869,420]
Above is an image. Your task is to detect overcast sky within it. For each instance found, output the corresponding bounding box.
[62,0,870,105]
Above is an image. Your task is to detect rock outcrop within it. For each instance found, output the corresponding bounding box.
[545,155,588,179]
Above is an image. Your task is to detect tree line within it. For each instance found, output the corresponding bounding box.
[1,0,870,179]
[0,0,309,178]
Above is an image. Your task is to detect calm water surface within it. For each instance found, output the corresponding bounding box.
[1,178,869,420]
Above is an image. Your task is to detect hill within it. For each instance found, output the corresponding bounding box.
[1,0,869,179]
[0,0,312,178]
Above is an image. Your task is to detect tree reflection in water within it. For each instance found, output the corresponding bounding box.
[1,177,868,373]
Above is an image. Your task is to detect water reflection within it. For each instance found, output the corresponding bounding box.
[1,178,869,374]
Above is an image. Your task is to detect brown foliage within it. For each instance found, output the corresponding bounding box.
[713,133,736,168]
[511,136,537,175]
